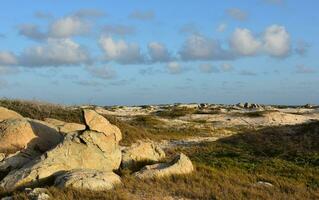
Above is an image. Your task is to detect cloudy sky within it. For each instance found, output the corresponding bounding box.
[0,0,318,105]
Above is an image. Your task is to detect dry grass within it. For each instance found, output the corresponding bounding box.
[0,98,83,123]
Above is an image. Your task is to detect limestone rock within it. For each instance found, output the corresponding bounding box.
[0,153,5,162]
[0,130,121,190]
[25,188,51,200]
[44,118,86,133]
[83,109,122,142]
[134,153,194,179]
[54,169,121,191]
[122,140,165,168]
[0,107,23,121]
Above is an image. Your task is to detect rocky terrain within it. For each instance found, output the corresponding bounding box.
[0,99,318,199]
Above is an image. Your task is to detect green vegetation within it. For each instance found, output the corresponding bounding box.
[154,107,196,118]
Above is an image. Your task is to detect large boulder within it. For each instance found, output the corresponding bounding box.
[83,109,122,142]
[134,153,194,179]
[0,119,37,153]
[0,130,121,190]
[122,140,165,168]
[54,169,121,191]
[44,118,86,134]
[0,118,63,153]
[0,107,23,121]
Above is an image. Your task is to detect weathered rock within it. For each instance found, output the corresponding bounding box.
[0,118,63,153]
[25,188,51,200]
[0,130,121,190]
[0,153,5,162]
[54,169,121,191]
[0,107,23,121]
[83,109,122,142]
[0,149,42,172]
[134,153,194,179]
[0,119,38,153]
[44,118,86,134]
[122,140,165,168]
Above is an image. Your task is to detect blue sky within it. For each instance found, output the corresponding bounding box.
[0,0,318,105]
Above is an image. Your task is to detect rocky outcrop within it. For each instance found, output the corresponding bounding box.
[83,109,122,142]
[134,153,194,179]
[122,140,165,168]
[44,118,86,134]
[0,107,23,121]
[0,110,122,190]
[54,169,121,191]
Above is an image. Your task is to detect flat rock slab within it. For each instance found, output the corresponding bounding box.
[54,169,121,191]
[0,107,23,121]
[134,153,194,179]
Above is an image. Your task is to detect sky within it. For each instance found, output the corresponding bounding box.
[0,0,318,106]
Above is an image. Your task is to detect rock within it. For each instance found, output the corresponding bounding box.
[54,169,121,191]
[122,140,165,168]
[0,118,63,153]
[0,119,38,153]
[44,118,86,133]
[236,103,245,108]
[0,149,42,173]
[83,109,122,142]
[0,130,121,190]
[1,196,13,200]
[134,153,194,179]
[0,153,5,161]
[256,181,273,187]
[25,188,51,200]
[0,107,23,121]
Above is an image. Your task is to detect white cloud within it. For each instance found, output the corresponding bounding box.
[148,42,171,62]
[18,24,47,41]
[102,24,135,36]
[129,10,155,20]
[49,16,90,38]
[180,34,234,61]
[263,25,290,57]
[217,23,227,32]
[230,28,261,56]
[99,36,144,64]
[0,51,18,65]
[226,8,248,21]
[199,63,219,73]
[19,38,90,67]
[86,65,116,79]
[167,62,182,74]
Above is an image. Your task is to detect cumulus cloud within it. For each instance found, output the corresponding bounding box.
[129,10,155,20]
[19,38,90,67]
[295,65,316,74]
[49,16,90,38]
[199,63,219,73]
[18,24,47,41]
[180,34,234,61]
[0,51,18,65]
[99,36,144,64]
[86,65,116,79]
[263,25,290,57]
[167,62,182,74]
[226,8,248,21]
[230,28,261,56]
[102,24,135,36]
[148,42,171,62]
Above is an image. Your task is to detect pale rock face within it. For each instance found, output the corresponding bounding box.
[0,119,36,152]
[54,169,121,191]
[122,140,165,168]
[0,107,23,121]
[83,109,122,142]
[0,130,121,190]
[134,153,194,179]
[44,118,86,133]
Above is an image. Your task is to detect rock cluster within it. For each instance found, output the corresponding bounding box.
[0,106,194,193]
[237,102,262,109]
